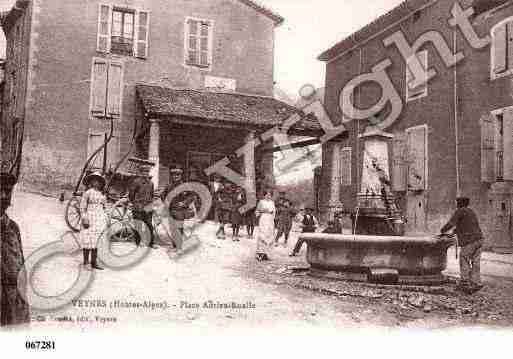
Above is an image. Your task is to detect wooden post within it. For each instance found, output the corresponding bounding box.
[148,118,160,189]
[244,131,257,205]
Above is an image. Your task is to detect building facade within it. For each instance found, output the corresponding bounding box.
[318,0,513,249]
[1,0,317,194]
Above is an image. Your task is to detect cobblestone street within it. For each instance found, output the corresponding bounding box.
[9,190,513,330]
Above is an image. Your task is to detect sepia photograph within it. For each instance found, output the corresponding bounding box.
[0,0,512,356]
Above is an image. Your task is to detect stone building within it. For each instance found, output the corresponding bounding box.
[1,0,319,194]
[318,0,513,249]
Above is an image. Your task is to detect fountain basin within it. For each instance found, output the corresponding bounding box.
[301,233,455,282]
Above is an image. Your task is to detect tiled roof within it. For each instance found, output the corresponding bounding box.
[318,0,434,61]
[136,84,321,133]
[237,0,284,26]
[473,0,509,14]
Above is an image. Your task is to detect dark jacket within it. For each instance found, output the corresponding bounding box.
[441,207,483,246]
[128,176,154,210]
[161,180,196,220]
[302,214,317,233]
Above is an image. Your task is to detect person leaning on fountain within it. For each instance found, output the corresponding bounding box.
[1,170,30,326]
[289,207,319,257]
[440,197,484,294]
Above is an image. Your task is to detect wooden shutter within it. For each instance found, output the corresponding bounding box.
[135,11,150,58]
[508,23,513,71]
[97,4,112,53]
[406,126,427,191]
[91,58,108,116]
[199,22,210,66]
[392,132,407,191]
[187,19,198,64]
[340,147,352,187]
[493,24,507,74]
[106,134,119,170]
[481,113,496,182]
[107,62,123,117]
[406,51,428,99]
[88,132,106,169]
[503,109,513,180]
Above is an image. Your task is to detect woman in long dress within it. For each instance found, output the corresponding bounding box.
[255,190,276,261]
[80,172,107,270]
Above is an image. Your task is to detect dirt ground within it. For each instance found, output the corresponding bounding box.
[6,190,513,331]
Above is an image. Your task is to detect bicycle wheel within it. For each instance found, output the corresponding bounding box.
[65,195,82,232]
[108,200,137,243]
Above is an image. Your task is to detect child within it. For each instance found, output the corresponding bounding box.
[80,172,107,270]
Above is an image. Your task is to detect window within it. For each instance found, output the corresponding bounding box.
[111,8,135,56]
[97,4,149,58]
[90,58,124,119]
[391,132,408,191]
[496,113,504,180]
[185,18,213,68]
[482,108,513,182]
[405,125,428,191]
[491,19,513,79]
[405,50,428,102]
[340,147,352,186]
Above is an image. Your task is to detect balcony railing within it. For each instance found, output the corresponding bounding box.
[111,36,134,56]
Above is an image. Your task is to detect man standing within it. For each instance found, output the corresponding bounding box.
[274,191,294,246]
[214,179,233,239]
[161,166,196,249]
[441,197,484,294]
[128,162,156,248]
[1,171,30,326]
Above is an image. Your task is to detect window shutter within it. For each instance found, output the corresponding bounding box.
[200,22,210,66]
[135,11,150,58]
[91,59,108,116]
[187,19,198,64]
[481,113,496,182]
[392,132,407,191]
[406,126,427,191]
[507,23,513,72]
[493,24,507,74]
[340,147,352,187]
[503,109,513,180]
[406,51,427,99]
[106,134,119,170]
[107,62,123,117]
[97,4,112,53]
[88,132,106,169]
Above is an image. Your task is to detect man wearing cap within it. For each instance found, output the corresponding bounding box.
[441,197,484,294]
[1,171,30,326]
[128,163,156,248]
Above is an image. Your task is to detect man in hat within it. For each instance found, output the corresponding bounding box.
[274,191,295,246]
[214,178,233,239]
[1,171,30,326]
[128,163,156,248]
[161,166,196,248]
[441,197,484,294]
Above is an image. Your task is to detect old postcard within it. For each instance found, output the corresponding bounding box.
[1,0,512,355]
